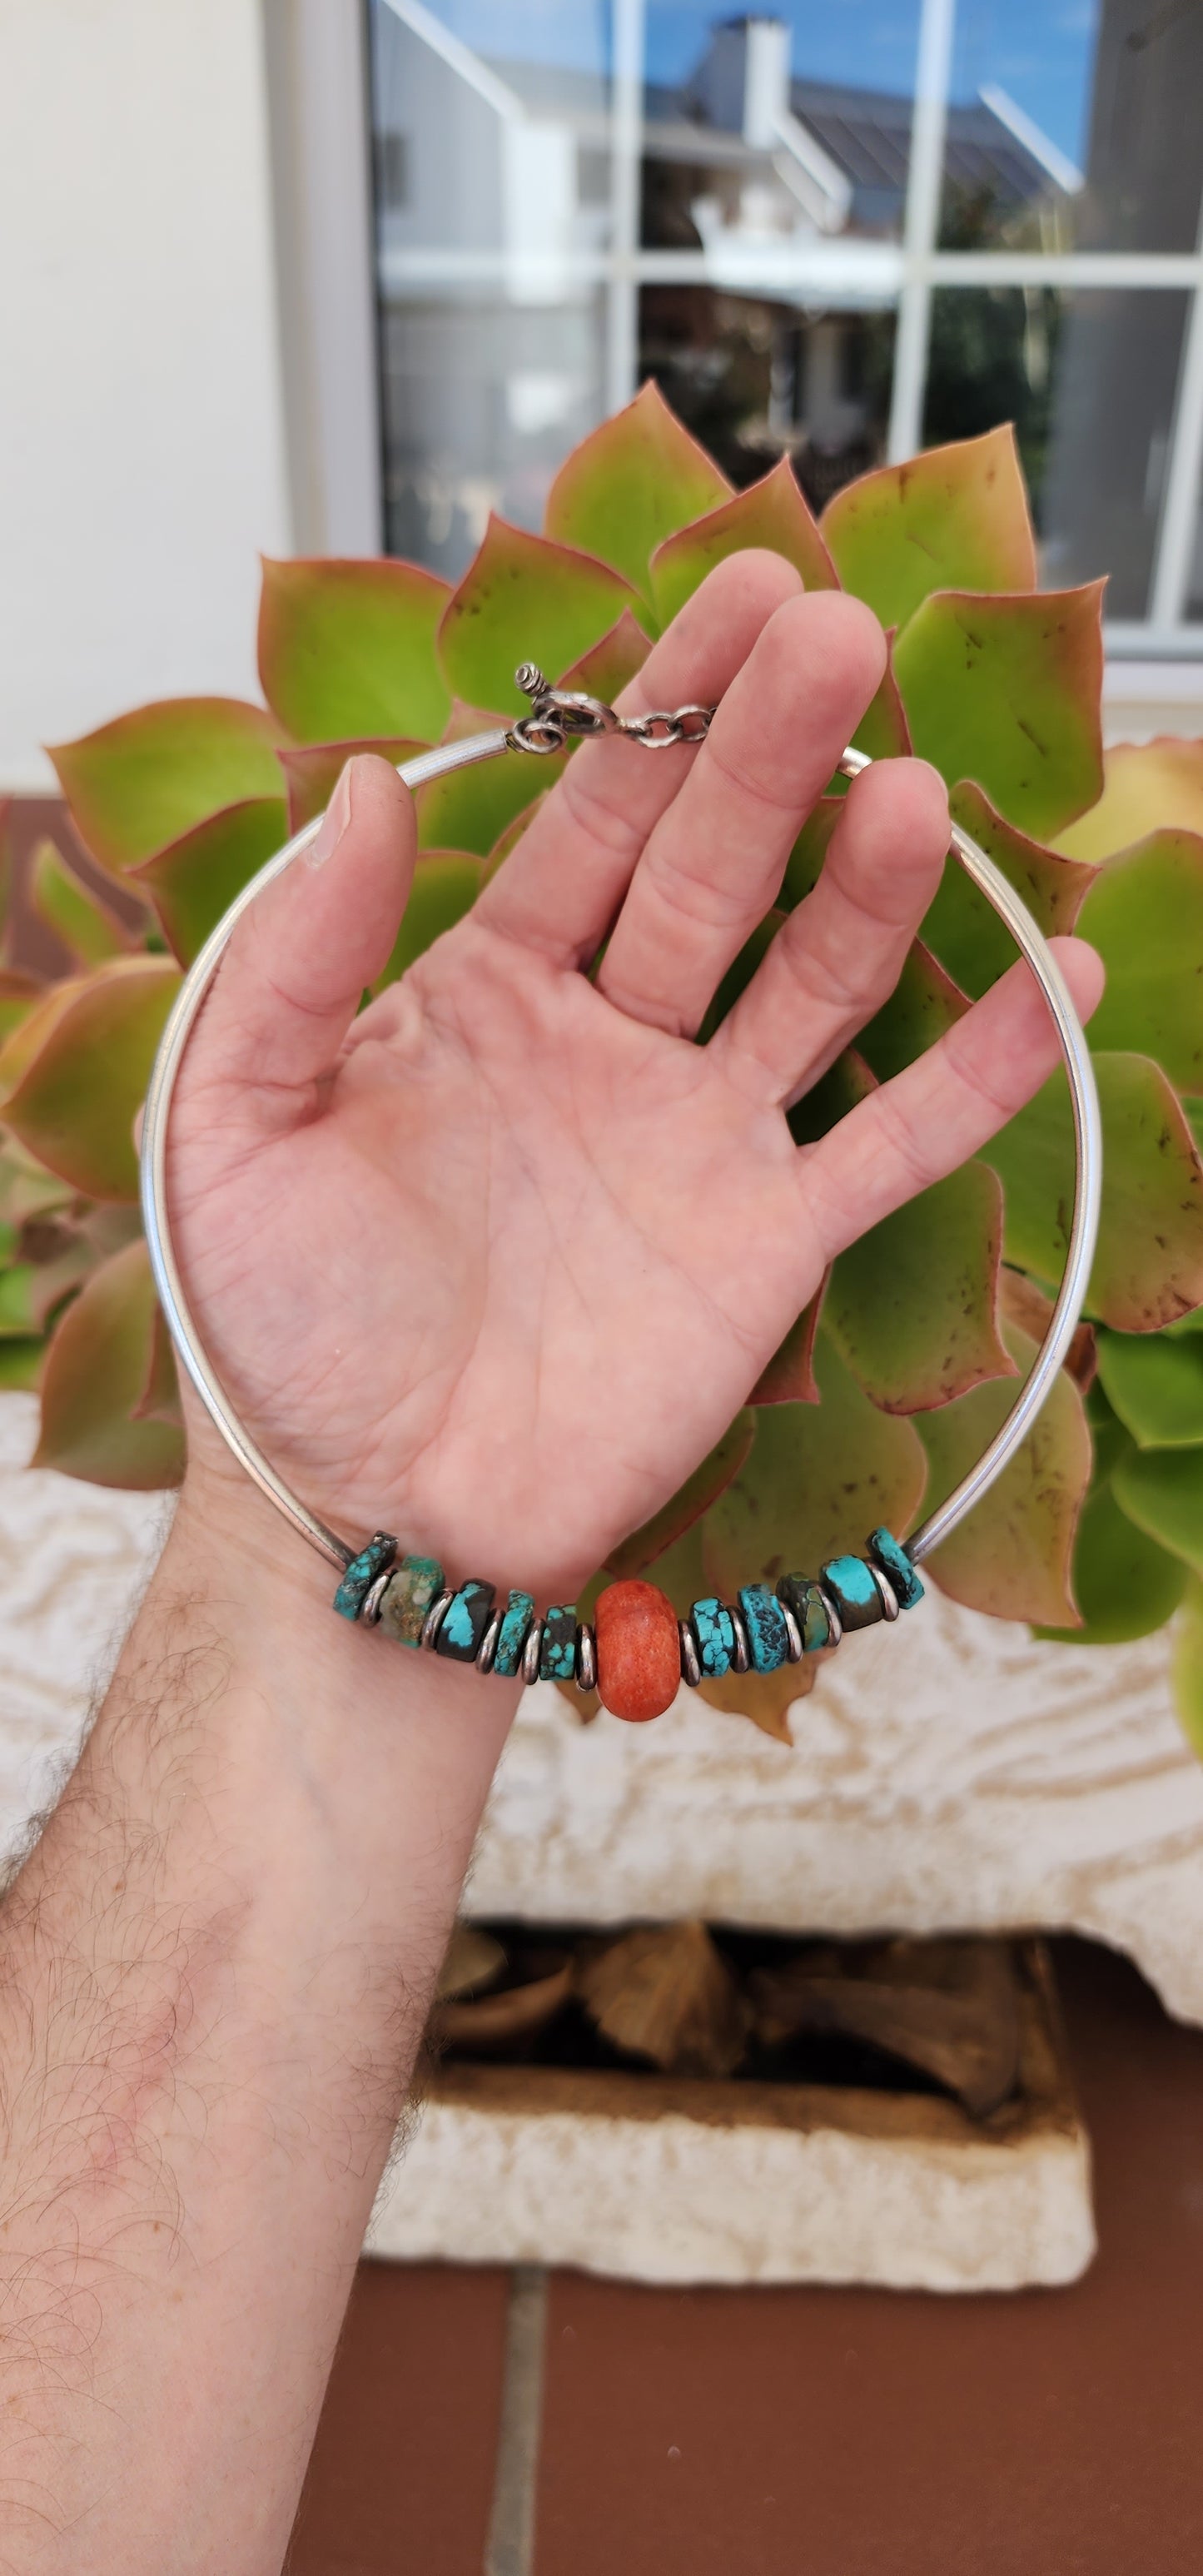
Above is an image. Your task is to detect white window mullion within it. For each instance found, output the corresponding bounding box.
[1148,197,1203,629]
[887,0,957,463]
[604,0,645,416]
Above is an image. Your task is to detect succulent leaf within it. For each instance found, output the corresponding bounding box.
[917,1320,1090,1624]
[922,781,1096,999]
[985,1052,1203,1332]
[28,843,131,966]
[277,740,426,837]
[132,798,287,967]
[0,957,178,1201]
[649,455,838,627]
[1094,1326,1203,1449]
[828,1162,1013,1414]
[544,382,730,606]
[851,639,912,762]
[1171,1578,1203,1758]
[34,1239,184,1489]
[1034,1474,1188,1644]
[1055,737,1203,862]
[557,609,652,703]
[0,971,45,1047]
[438,516,637,716]
[258,557,451,744]
[375,851,482,990]
[1113,1443,1203,1575]
[50,699,288,873]
[748,1291,823,1405]
[781,797,842,908]
[604,1411,756,1582]
[857,937,967,1082]
[701,1331,927,1594]
[417,704,565,856]
[893,584,1105,840]
[0,1340,43,1390]
[821,426,1036,633]
[1074,830,1203,1092]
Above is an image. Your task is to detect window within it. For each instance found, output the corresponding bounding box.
[366,0,1203,653]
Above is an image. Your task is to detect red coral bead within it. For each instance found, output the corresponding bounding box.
[595,1579,680,1723]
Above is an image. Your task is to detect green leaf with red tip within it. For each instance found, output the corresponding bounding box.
[1033,1467,1187,1644]
[649,455,838,629]
[604,1410,756,1583]
[858,938,967,1083]
[416,703,565,857]
[0,957,179,1201]
[132,798,286,967]
[257,557,451,745]
[1075,830,1203,1093]
[828,1162,1012,1414]
[277,740,427,838]
[917,1320,1091,1624]
[375,851,481,991]
[0,1339,43,1391]
[132,1297,184,1427]
[893,584,1106,841]
[1055,737,1203,863]
[0,1265,38,1335]
[34,1239,184,1489]
[1094,1326,1203,1449]
[49,699,289,874]
[437,517,638,718]
[701,1330,927,1596]
[1172,1578,1203,1758]
[557,609,651,703]
[788,1047,875,1147]
[749,1290,823,1405]
[1113,1442,1203,1576]
[821,426,1036,633]
[781,797,842,908]
[28,843,132,966]
[985,1052,1203,1332]
[922,781,1096,1001]
[544,382,730,607]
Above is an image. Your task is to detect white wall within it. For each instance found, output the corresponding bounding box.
[0,0,294,788]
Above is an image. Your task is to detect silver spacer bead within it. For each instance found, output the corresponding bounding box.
[867,1561,900,1623]
[780,1600,804,1663]
[679,1618,702,1688]
[475,1608,503,1673]
[576,1624,597,1692]
[521,1617,545,1686]
[420,1588,454,1651]
[729,1604,751,1673]
[817,1586,843,1650]
[360,1569,392,1627]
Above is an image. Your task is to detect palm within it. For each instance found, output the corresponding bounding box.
[171,565,1098,1599]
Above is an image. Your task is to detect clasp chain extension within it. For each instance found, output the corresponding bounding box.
[507,662,714,757]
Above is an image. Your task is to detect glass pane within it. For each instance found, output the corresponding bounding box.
[939,0,1203,254]
[924,288,1189,616]
[644,3,923,247]
[640,286,896,503]
[370,0,612,574]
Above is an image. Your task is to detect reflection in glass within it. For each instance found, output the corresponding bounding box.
[925,289,1187,616]
[640,288,895,506]
[938,0,1203,253]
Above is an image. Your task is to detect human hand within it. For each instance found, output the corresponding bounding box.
[169,553,1101,1599]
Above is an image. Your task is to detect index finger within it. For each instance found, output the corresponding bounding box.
[474,550,803,965]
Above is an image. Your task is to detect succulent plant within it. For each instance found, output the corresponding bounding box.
[4,386,1203,1744]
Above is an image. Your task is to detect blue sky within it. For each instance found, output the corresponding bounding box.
[405,2,1100,162]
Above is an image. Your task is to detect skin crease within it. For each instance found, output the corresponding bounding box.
[0,556,1103,2573]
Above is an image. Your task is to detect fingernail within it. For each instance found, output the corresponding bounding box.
[307,760,354,868]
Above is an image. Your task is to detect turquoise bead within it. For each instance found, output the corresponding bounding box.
[333,1531,397,1621]
[692,1597,736,1677]
[539,1605,578,1682]
[738,1585,789,1673]
[378,1553,443,1647]
[869,1527,925,1610]
[822,1554,884,1632]
[777,1574,833,1652]
[435,1578,495,1662]
[494,1589,535,1678]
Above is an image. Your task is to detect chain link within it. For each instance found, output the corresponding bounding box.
[507,663,714,757]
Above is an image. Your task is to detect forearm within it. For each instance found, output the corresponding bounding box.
[0,1471,515,2574]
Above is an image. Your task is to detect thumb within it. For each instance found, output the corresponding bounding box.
[179,755,415,1125]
